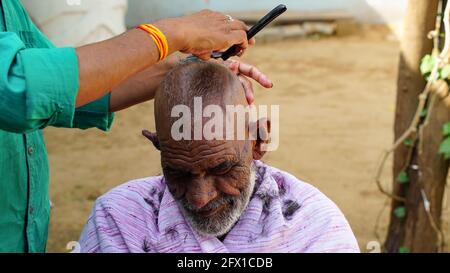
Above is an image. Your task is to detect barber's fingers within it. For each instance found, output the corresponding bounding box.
[239,62,273,88]
[239,75,255,105]
[223,59,240,73]
[237,38,255,56]
[236,48,246,57]
[229,19,249,32]
[227,30,249,52]
[216,59,272,104]
[228,21,255,57]
[235,61,273,88]
[229,20,255,47]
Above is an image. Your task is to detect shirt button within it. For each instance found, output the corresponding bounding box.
[27,146,33,155]
[29,206,34,214]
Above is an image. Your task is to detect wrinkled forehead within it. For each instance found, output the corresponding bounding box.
[159,138,248,170]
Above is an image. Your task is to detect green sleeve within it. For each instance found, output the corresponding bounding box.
[74,93,115,131]
[0,31,78,133]
[0,31,114,133]
[31,21,115,132]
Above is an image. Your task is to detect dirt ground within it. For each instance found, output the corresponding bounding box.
[44,26,450,252]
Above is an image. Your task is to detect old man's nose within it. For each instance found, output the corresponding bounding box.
[187,194,212,210]
[186,186,218,210]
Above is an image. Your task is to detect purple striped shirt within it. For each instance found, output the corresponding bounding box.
[79,160,360,253]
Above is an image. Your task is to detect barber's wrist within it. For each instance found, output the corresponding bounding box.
[152,18,185,54]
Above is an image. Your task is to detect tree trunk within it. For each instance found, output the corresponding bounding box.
[386,0,448,252]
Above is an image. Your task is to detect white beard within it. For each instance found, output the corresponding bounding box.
[178,163,257,237]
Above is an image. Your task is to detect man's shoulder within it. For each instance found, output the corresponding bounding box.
[261,162,352,227]
[263,162,336,209]
[261,162,360,252]
[94,176,166,214]
[80,176,167,252]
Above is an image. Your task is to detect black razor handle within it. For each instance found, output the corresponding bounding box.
[219,4,287,60]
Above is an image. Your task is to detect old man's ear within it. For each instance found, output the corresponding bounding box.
[252,118,271,160]
[142,129,161,150]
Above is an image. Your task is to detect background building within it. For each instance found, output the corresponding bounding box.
[22,0,407,46]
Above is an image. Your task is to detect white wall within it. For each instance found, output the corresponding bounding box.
[22,0,128,46]
[125,0,407,37]
[126,0,407,26]
[22,0,408,46]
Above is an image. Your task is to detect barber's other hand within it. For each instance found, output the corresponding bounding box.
[221,59,273,105]
[157,10,254,60]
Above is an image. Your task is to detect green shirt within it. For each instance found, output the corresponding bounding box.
[0,0,114,252]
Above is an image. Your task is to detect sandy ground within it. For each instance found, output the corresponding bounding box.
[44,27,450,252]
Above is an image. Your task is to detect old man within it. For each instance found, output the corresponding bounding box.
[79,59,360,253]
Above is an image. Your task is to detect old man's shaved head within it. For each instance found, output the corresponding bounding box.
[153,59,254,153]
[147,59,268,237]
[154,59,247,136]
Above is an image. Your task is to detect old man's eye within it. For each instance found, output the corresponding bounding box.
[208,162,234,175]
[163,167,190,178]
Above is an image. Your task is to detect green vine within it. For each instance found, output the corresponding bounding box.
[420,55,450,160]
[439,122,450,159]
[394,206,406,219]
[398,246,411,253]
[420,54,450,81]
[397,171,409,184]
[373,2,448,252]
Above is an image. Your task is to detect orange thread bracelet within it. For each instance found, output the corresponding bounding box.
[137,24,169,61]
[145,24,169,58]
[137,24,168,61]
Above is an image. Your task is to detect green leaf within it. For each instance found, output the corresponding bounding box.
[445,152,450,160]
[439,137,450,158]
[394,206,406,218]
[397,171,409,184]
[420,108,428,118]
[420,54,436,76]
[441,65,450,79]
[403,138,413,147]
[399,246,410,253]
[443,122,450,137]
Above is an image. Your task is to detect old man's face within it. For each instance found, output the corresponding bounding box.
[159,138,256,237]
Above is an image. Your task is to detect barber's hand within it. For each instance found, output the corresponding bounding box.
[219,59,273,104]
[157,10,254,60]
